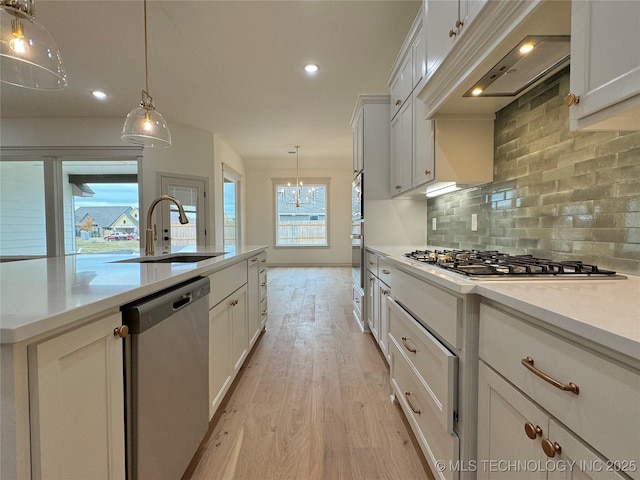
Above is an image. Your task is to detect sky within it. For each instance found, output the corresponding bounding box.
[74,184,139,208]
[75,183,238,218]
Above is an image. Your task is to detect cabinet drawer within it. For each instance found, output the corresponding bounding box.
[390,341,459,480]
[392,267,460,349]
[388,297,457,434]
[378,257,393,281]
[257,251,267,271]
[479,303,640,473]
[259,269,267,300]
[365,251,379,274]
[208,262,248,309]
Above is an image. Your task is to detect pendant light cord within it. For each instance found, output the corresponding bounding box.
[143,0,149,94]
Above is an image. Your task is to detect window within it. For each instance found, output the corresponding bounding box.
[223,165,241,249]
[273,178,329,247]
[0,147,142,258]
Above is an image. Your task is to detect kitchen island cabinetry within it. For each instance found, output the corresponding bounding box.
[247,251,267,347]
[0,246,268,479]
[478,302,640,480]
[567,0,640,131]
[28,311,126,480]
[208,261,250,418]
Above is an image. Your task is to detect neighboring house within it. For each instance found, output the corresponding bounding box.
[75,206,139,238]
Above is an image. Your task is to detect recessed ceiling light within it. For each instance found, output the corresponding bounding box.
[92,90,107,100]
[304,64,319,74]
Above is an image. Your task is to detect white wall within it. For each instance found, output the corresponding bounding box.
[245,156,352,266]
[213,134,245,247]
[0,117,224,248]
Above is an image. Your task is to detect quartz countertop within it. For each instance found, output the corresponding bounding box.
[0,245,268,344]
[367,245,640,362]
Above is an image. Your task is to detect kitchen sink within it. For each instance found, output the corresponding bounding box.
[113,253,226,264]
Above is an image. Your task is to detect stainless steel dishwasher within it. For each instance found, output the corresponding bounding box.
[121,276,210,480]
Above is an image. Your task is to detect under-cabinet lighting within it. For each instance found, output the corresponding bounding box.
[426,183,461,198]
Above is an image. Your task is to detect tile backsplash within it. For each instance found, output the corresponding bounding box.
[427,67,640,275]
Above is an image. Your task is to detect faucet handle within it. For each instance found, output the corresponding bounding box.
[153,224,158,241]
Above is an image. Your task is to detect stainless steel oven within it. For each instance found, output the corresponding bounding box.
[352,172,362,222]
[351,220,364,289]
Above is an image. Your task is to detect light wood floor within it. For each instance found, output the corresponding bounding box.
[191,266,433,480]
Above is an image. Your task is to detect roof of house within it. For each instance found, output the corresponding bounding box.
[75,206,139,228]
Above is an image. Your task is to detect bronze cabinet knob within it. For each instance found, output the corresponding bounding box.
[564,93,580,106]
[541,438,562,458]
[114,325,129,338]
[524,422,542,440]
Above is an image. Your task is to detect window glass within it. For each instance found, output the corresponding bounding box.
[168,185,198,247]
[0,160,47,256]
[275,181,328,246]
[63,161,139,255]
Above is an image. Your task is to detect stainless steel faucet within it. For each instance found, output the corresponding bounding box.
[145,195,189,256]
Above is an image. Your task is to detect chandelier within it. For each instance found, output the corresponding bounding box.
[279,145,316,208]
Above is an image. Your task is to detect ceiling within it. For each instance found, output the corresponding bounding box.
[1,0,421,161]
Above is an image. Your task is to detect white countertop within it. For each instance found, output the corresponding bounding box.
[368,245,640,362]
[0,245,268,344]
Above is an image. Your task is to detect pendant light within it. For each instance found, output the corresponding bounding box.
[0,0,67,90]
[121,0,171,148]
[279,146,316,208]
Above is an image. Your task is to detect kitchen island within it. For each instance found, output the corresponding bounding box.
[0,245,268,480]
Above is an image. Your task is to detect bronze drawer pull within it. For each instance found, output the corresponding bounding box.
[521,357,579,395]
[404,392,421,414]
[401,337,417,353]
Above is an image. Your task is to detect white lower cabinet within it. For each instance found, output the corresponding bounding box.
[28,312,126,480]
[388,296,459,480]
[478,362,627,480]
[478,302,640,480]
[208,283,248,415]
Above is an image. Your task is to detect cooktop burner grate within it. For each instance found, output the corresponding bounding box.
[404,249,623,279]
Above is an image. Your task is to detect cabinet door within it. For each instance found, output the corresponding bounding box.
[209,300,232,418]
[247,256,261,347]
[378,281,391,361]
[425,0,458,79]
[353,112,364,173]
[390,50,413,119]
[412,92,434,187]
[569,0,640,130]
[411,22,426,88]
[477,362,547,480]
[230,285,248,373]
[366,273,378,340]
[391,99,413,196]
[546,419,629,480]
[29,313,126,480]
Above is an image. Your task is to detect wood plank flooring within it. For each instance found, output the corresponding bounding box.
[191,266,433,480]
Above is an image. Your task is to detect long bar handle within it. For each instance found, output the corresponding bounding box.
[521,357,579,395]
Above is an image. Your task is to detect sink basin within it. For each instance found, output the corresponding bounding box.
[113,253,226,264]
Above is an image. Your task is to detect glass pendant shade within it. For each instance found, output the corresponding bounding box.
[0,1,67,90]
[121,91,172,148]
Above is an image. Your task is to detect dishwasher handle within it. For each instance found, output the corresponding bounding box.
[173,292,193,311]
[121,276,210,334]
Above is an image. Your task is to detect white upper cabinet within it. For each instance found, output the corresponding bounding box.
[567,0,640,130]
[425,0,487,81]
[390,50,413,120]
[352,111,364,174]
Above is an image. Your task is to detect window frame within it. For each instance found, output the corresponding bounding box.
[0,147,143,258]
[272,177,330,248]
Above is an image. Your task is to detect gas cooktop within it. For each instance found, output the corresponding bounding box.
[404,249,626,280]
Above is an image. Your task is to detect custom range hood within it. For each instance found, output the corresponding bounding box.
[463,35,570,98]
[420,0,572,117]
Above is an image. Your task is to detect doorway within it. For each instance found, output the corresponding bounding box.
[159,174,208,250]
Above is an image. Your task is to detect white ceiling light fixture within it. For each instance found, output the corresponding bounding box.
[0,0,67,90]
[121,0,171,148]
[304,63,319,74]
